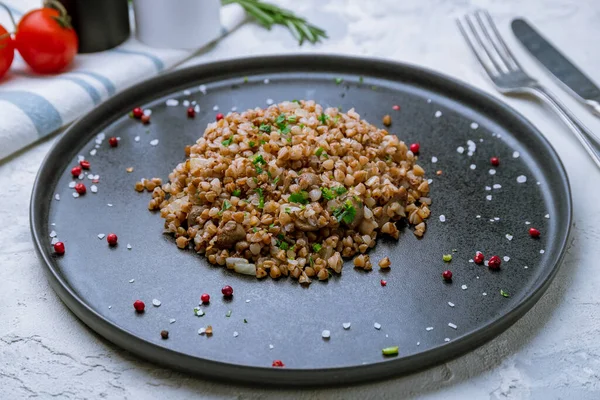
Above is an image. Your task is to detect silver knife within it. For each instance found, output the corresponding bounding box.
[511,18,600,116]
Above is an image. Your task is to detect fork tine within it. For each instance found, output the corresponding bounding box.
[474,10,517,71]
[456,18,498,79]
[464,14,506,74]
[479,10,525,71]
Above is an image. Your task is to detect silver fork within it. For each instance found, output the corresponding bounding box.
[457,10,600,169]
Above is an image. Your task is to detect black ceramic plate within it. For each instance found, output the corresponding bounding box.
[30,55,571,386]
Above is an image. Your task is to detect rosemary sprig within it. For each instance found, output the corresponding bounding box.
[222,0,327,45]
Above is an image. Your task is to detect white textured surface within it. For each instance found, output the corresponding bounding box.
[2,0,600,398]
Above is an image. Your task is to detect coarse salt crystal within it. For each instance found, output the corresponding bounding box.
[485,186,491,191]
[166,99,179,106]
[431,156,438,163]
[87,174,94,180]
[51,238,59,245]
[108,305,112,309]
[489,169,496,175]
[457,146,465,154]
[524,266,528,269]
[127,244,132,250]
[448,302,455,307]
[269,344,274,349]
[233,331,239,337]
[77,155,85,162]
[169,319,176,324]
[545,214,550,219]
[470,164,476,170]
[476,215,481,218]
[78,173,84,180]
[504,256,510,261]
[49,230,57,238]
[107,204,113,207]
[426,327,434,331]
[427,98,432,103]
[183,90,191,95]
[264,78,270,84]
[537,181,541,185]
[72,192,79,198]
[150,139,159,146]
[91,185,98,193]
[470,122,479,129]
[98,234,105,239]
[54,194,60,201]
[461,285,468,290]
[90,149,97,156]
[134,136,140,142]
[448,323,457,329]
[483,292,487,296]
[343,322,351,330]
[434,110,442,118]
[439,215,446,222]
[129,279,135,283]
[199,84,207,94]
[493,184,502,189]
[486,195,492,201]
[505,234,513,241]
[374,323,382,330]
[513,151,520,158]
[540,249,545,254]
[246,299,250,303]
[194,104,200,113]
[427,179,433,184]
[494,217,500,221]
[516,175,527,183]
[322,330,331,339]
[266,98,274,105]
[144,109,152,116]
[525,221,531,225]
[198,328,206,335]
[69,182,76,188]
[212,105,219,111]
[152,299,161,307]
[490,219,495,222]
[231,106,237,111]
[417,341,421,346]
[183,100,190,107]
[445,338,450,342]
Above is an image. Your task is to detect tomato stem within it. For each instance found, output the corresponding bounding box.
[0,2,17,31]
[43,0,73,29]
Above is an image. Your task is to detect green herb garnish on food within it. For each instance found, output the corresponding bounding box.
[320,187,336,201]
[315,147,324,157]
[333,114,341,124]
[382,346,399,356]
[500,290,510,298]
[218,200,232,215]
[253,154,267,165]
[318,113,329,125]
[276,113,286,128]
[312,243,322,252]
[289,191,309,204]
[299,123,305,129]
[309,255,314,267]
[335,77,343,85]
[252,227,259,233]
[333,186,347,196]
[443,254,452,262]
[273,176,280,185]
[358,76,364,84]
[259,139,267,145]
[243,76,249,83]
[279,241,290,251]
[259,124,272,133]
[256,187,265,209]
[292,99,300,104]
[333,200,356,224]
[285,207,291,214]
[287,115,297,123]
[232,189,241,197]
[221,136,234,146]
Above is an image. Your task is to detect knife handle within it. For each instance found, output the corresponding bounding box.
[531,86,600,169]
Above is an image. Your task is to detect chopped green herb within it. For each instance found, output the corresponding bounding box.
[318,113,329,125]
[259,124,272,133]
[226,310,232,317]
[259,139,267,145]
[285,207,291,214]
[299,123,305,129]
[309,255,314,267]
[256,187,265,209]
[443,254,452,262]
[249,141,256,147]
[243,318,248,323]
[292,99,300,104]
[232,189,241,197]
[252,227,258,233]
[333,186,347,196]
[243,76,249,83]
[279,241,290,251]
[358,76,364,84]
[281,126,291,135]
[299,204,306,210]
[218,199,232,215]
[287,115,297,123]
[333,200,357,224]
[256,166,263,174]
[286,137,292,144]
[320,187,336,201]
[333,114,341,124]
[382,346,399,356]
[276,113,286,128]
[500,289,510,298]
[335,77,343,85]
[273,176,280,185]
[253,154,267,165]
[289,191,309,205]
[193,307,205,317]
[315,147,324,157]
[128,111,134,118]
[312,243,322,252]
[221,136,234,146]
[269,223,275,228]
[252,177,258,184]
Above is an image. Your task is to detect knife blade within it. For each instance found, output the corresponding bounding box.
[511,18,600,116]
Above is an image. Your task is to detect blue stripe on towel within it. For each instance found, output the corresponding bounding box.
[75,71,117,96]
[4,4,23,18]
[61,76,102,105]
[0,91,63,137]
[111,49,165,71]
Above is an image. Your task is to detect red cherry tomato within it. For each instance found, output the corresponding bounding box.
[0,24,14,79]
[15,5,78,74]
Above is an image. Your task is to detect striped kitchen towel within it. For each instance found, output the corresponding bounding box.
[0,0,246,160]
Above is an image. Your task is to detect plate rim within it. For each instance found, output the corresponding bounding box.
[29,54,573,387]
